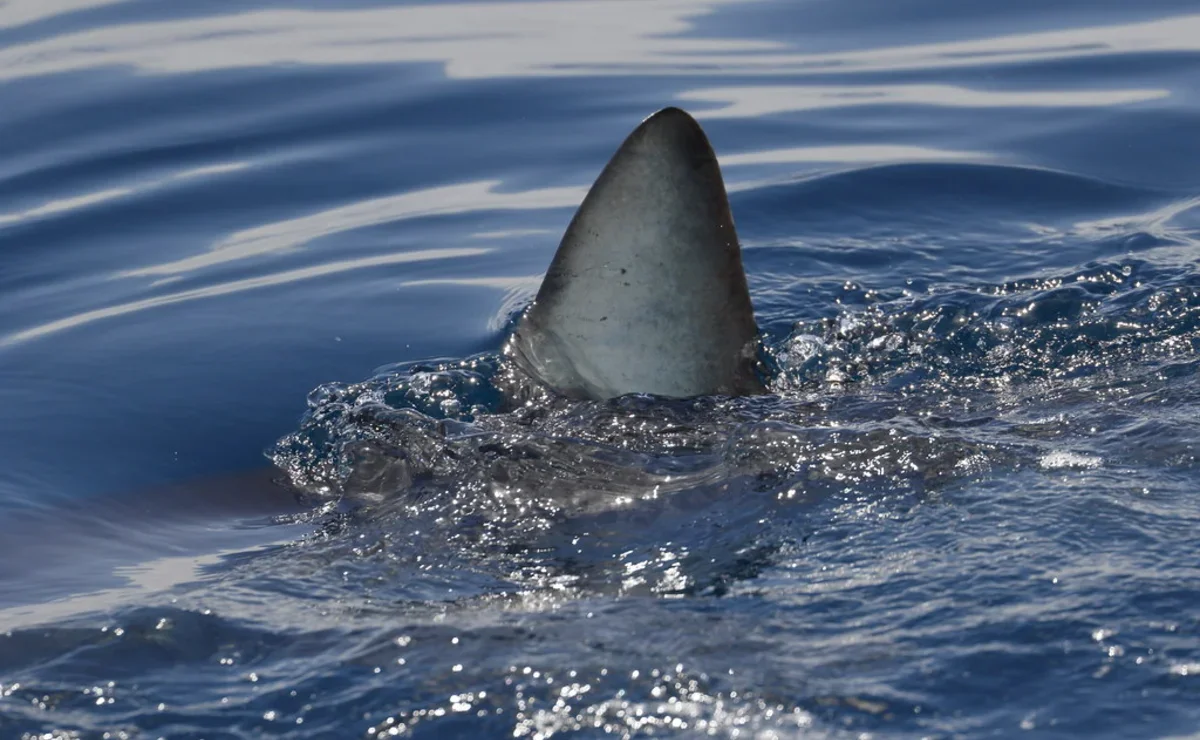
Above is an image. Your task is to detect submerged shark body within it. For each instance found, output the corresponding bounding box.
[5,110,766,614]
[506,107,764,400]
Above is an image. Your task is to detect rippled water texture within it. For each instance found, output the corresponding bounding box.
[3,0,1200,737]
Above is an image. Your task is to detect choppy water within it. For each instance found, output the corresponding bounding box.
[3,0,1200,737]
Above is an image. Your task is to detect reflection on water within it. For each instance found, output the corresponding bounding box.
[3,0,1200,736]
[705,12,1200,75]
[720,143,986,166]
[0,0,129,30]
[2,247,487,347]
[122,180,585,279]
[0,162,247,227]
[684,84,1170,118]
[2,548,239,630]
[1063,195,1200,244]
[0,0,754,81]
[1,2,1197,82]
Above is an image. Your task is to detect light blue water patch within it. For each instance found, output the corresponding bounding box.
[2,0,1200,737]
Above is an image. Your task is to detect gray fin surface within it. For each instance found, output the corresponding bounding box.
[506,107,762,400]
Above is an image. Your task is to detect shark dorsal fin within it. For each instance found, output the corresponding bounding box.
[506,107,762,400]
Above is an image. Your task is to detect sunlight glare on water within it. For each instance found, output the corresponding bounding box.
[1,0,1200,737]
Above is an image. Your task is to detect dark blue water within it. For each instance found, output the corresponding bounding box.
[3,0,1200,737]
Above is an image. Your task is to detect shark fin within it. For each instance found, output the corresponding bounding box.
[506,107,762,400]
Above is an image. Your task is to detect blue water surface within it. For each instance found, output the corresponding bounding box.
[3,0,1200,737]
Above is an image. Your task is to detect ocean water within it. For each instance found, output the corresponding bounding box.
[3,0,1200,737]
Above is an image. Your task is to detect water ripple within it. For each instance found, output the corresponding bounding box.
[1,3,1196,82]
[3,0,1200,736]
[1,247,487,348]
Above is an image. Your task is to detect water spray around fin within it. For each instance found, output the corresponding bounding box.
[506,107,763,401]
